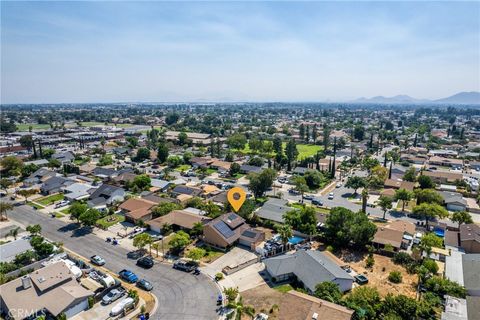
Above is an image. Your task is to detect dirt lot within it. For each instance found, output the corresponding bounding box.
[240,284,287,320]
[348,253,418,298]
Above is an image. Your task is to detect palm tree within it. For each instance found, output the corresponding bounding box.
[278,224,293,252]
[8,227,20,240]
[0,202,13,221]
[361,188,369,213]
[226,297,255,320]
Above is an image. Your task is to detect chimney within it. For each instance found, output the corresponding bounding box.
[21,275,31,289]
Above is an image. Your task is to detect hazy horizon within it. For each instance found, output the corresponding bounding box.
[2,1,479,104]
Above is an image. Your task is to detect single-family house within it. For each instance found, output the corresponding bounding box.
[92,167,117,180]
[264,250,354,293]
[23,168,56,187]
[255,198,291,223]
[423,171,463,185]
[147,209,212,233]
[171,185,203,197]
[239,164,263,174]
[460,224,480,253]
[0,238,33,263]
[40,176,74,195]
[63,183,95,201]
[52,151,75,164]
[0,261,93,319]
[203,213,264,250]
[87,184,125,210]
[119,198,157,223]
[462,254,480,296]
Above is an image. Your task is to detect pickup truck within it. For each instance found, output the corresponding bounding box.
[118,269,138,283]
[173,260,197,273]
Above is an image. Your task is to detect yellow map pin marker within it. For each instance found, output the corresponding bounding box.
[227,187,246,212]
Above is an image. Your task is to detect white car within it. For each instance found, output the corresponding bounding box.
[110,297,134,317]
[328,193,334,200]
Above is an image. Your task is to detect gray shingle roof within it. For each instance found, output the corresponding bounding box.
[264,250,354,292]
[462,254,480,293]
[256,198,291,223]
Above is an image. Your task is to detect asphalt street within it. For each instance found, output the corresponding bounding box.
[8,205,221,320]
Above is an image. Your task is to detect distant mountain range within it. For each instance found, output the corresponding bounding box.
[353,91,480,104]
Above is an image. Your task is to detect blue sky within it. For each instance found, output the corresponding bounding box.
[1,1,479,103]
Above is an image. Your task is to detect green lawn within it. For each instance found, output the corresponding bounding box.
[96,214,125,229]
[273,284,294,293]
[60,207,71,215]
[175,164,192,172]
[239,142,323,159]
[289,202,330,214]
[36,194,64,206]
[27,201,44,209]
[197,168,217,175]
[16,123,52,131]
[201,246,225,263]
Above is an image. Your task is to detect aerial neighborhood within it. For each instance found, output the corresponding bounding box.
[0,104,479,320]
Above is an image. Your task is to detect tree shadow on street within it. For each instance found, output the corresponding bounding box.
[57,223,80,233]
[71,226,93,237]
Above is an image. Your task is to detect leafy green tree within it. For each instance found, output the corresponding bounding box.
[126,136,139,148]
[0,156,23,176]
[415,189,443,205]
[16,189,38,203]
[0,202,13,220]
[422,258,439,274]
[30,236,54,257]
[403,167,416,182]
[157,143,169,163]
[283,206,317,236]
[168,230,191,253]
[186,247,206,261]
[353,125,365,141]
[69,202,88,223]
[323,207,377,249]
[226,133,247,150]
[303,170,326,189]
[135,147,151,162]
[272,136,282,154]
[165,112,179,125]
[190,222,204,237]
[284,139,298,171]
[98,154,113,166]
[424,276,467,299]
[178,132,189,145]
[167,155,183,168]
[378,195,393,220]
[451,211,473,227]
[418,175,435,189]
[293,176,309,203]
[26,224,42,236]
[133,233,153,253]
[48,158,61,168]
[151,202,183,218]
[248,168,276,199]
[345,176,367,194]
[419,232,443,255]
[381,294,419,320]
[344,286,381,320]
[229,163,241,176]
[0,178,12,192]
[412,203,448,229]
[314,282,342,303]
[394,188,414,212]
[132,174,151,190]
[79,208,101,227]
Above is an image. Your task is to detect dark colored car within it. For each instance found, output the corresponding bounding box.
[137,279,154,291]
[173,260,197,272]
[355,274,369,285]
[137,256,154,269]
[312,198,323,206]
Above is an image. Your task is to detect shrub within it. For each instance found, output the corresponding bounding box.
[388,271,403,283]
[88,296,94,309]
[392,252,414,266]
[326,245,334,252]
[365,254,375,268]
[215,273,224,281]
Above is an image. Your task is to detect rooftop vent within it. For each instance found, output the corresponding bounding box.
[21,275,31,289]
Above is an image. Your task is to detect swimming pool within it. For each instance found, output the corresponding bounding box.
[288,236,305,245]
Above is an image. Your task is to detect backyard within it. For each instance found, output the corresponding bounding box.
[240,143,323,159]
[96,214,126,229]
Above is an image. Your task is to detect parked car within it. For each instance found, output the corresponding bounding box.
[137,279,153,291]
[355,274,369,285]
[288,188,300,195]
[137,256,154,269]
[90,255,106,266]
[119,269,138,283]
[110,297,135,317]
[173,260,197,272]
[54,200,69,208]
[311,198,323,206]
[328,192,334,200]
[102,288,126,305]
[303,194,314,201]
